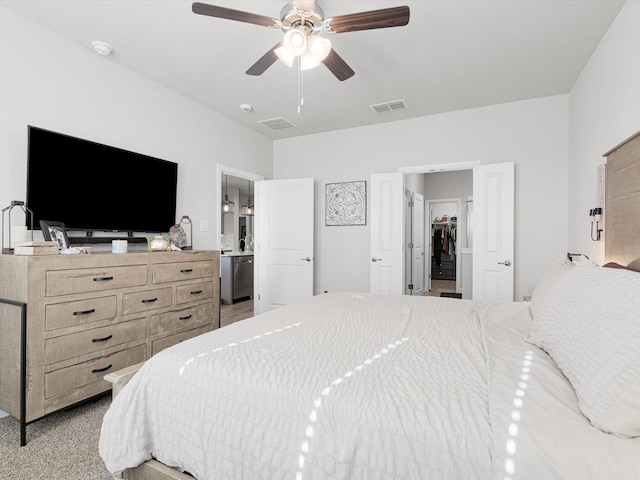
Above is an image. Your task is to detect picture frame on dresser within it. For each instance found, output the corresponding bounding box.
[39,220,69,249]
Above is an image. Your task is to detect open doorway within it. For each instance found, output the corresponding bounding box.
[217,165,263,327]
[403,167,474,298]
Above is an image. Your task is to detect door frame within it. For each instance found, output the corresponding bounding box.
[399,161,479,295]
[216,164,264,315]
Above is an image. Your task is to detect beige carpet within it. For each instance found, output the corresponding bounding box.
[0,394,113,480]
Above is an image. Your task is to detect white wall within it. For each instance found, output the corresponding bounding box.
[274,95,569,300]
[568,1,640,265]
[0,7,272,251]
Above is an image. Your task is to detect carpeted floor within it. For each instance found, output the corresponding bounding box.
[0,394,113,480]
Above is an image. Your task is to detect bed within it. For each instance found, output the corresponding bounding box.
[99,255,640,479]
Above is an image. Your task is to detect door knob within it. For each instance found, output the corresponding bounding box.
[371,257,383,262]
[301,257,312,262]
[498,260,512,266]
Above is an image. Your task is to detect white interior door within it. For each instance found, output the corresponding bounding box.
[255,178,314,314]
[370,172,404,294]
[411,192,425,295]
[472,162,514,301]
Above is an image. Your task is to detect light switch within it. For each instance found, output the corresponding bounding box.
[200,220,210,232]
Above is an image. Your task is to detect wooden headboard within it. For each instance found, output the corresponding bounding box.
[603,130,640,264]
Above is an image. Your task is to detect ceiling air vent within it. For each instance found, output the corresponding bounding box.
[258,117,298,132]
[370,99,408,114]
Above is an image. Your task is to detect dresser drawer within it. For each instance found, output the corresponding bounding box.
[152,260,215,284]
[45,318,147,365]
[45,296,117,331]
[46,265,147,297]
[152,325,214,356]
[176,281,214,305]
[148,302,214,336]
[122,287,173,315]
[45,344,146,399]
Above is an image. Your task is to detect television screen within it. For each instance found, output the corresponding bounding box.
[26,126,178,235]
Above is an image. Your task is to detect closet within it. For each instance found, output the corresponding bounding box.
[431,215,457,281]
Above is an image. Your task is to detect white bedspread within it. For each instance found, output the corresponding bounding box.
[99,292,640,479]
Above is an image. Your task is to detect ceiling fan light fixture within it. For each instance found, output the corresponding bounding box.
[300,50,321,70]
[307,35,331,62]
[283,27,308,56]
[275,44,296,67]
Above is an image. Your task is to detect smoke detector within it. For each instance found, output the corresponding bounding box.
[240,104,253,113]
[92,40,113,56]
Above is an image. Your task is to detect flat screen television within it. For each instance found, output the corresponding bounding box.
[26,126,178,241]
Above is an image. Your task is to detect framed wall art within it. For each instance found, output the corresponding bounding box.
[325,180,367,226]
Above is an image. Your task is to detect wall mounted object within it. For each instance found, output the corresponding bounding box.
[590,207,603,241]
[325,181,366,226]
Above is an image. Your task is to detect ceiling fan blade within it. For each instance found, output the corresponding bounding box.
[322,49,355,81]
[192,3,280,28]
[246,43,282,76]
[326,6,410,33]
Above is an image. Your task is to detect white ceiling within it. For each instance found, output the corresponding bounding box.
[2,0,625,141]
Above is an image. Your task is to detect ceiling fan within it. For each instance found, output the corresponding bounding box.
[192,1,410,81]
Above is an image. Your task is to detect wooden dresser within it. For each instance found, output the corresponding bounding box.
[0,250,219,424]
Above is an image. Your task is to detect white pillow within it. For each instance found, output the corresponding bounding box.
[529,256,575,318]
[527,261,640,437]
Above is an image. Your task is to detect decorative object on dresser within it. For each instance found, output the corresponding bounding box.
[1,200,34,254]
[13,240,59,256]
[169,218,192,250]
[39,220,70,250]
[111,239,128,254]
[179,215,193,249]
[146,234,171,251]
[0,250,220,445]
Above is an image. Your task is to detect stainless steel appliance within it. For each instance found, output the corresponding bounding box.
[221,254,253,305]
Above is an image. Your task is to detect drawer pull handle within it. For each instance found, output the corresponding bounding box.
[73,308,96,316]
[142,297,158,303]
[93,276,114,282]
[190,290,203,295]
[92,335,113,343]
[92,364,112,374]
[180,269,193,273]
[179,314,192,321]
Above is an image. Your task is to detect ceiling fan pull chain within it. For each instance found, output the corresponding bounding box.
[297,57,304,113]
